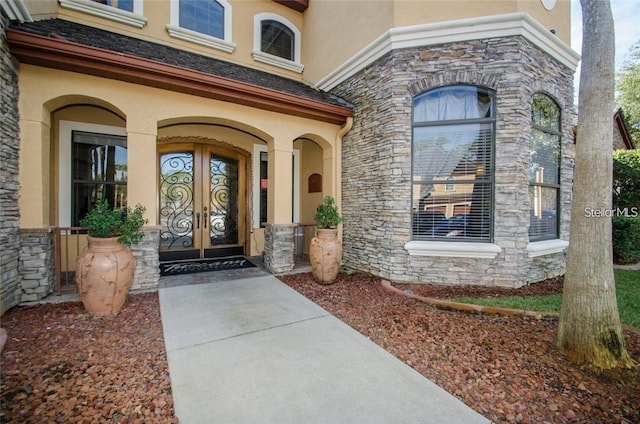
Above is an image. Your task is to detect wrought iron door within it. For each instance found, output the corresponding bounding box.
[159,144,245,261]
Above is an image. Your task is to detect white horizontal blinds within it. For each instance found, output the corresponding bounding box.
[529,93,561,240]
[412,86,494,241]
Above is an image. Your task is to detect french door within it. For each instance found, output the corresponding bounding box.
[158,143,246,261]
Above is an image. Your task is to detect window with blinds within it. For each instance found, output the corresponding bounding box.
[411,86,495,241]
[529,93,561,241]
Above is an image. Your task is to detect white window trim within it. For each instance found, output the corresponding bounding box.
[58,120,127,227]
[526,239,568,257]
[252,12,304,73]
[59,0,147,28]
[167,0,235,53]
[252,145,300,228]
[405,241,502,259]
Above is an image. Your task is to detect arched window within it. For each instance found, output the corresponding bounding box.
[412,85,495,241]
[261,20,294,60]
[252,13,303,73]
[529,93,561,241]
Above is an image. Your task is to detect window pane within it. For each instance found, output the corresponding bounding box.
[412,182,491,240]
[261,20,294,60]
[529,129,560,184]
[260,152,268,227]
[414,86,493,123]
[529,93,560,240]
[532,94,560,129]
[72,132,127,226]
[413,123,492,182]
[180,0,224,39]
[412,85,494,243]
[529,186,558,240]
[92,0,134,12]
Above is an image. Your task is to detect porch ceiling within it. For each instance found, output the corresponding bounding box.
[7,19,353,126]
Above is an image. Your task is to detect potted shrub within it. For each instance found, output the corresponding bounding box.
[309,196,343,284]
[76,200,148,315]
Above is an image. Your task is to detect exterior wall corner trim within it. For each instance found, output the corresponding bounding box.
[316,12,580,91]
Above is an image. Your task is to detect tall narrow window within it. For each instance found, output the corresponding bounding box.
[412,85,495,241]
[261,20,294,60]
[529,94,561,240]
[259,151,268,227]
[72,131,128,226]
[179,0,224,39]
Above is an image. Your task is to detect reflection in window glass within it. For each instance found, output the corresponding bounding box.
[93,0,134,12]
[72,131,127,226]
[180,0,224,39]
[412,85,495,242]
[529,94,561,241]
[261,20,294,60]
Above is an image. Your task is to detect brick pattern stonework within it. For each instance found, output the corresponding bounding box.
[19,229,56,303]
[131,227,161,291]
[1,16,22,314]
[332,36,575,287]
[264,223,295,274]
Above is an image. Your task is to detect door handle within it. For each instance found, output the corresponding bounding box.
[203,207,208,229]
[196,212,201,229]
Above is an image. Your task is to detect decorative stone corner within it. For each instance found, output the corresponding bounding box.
[130,226,161,291]
[19,228,56,303]
[264,223,295,274]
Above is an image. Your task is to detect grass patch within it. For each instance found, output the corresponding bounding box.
[449,269,639,328]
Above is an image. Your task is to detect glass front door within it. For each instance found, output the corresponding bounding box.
[158,144,246,261]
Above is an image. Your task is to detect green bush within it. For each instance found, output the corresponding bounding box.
[613,150,640,209]
[612,215,640,264]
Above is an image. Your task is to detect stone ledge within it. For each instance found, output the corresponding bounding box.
[526,239,569,258]
[404,241,502,259]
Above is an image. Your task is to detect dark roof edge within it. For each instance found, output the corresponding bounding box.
[7,28,353,125]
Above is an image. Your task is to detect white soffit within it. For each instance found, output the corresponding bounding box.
[1,0,32,22]
[316,12,580,91]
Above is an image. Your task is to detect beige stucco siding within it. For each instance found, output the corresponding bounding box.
[17,65,344,241]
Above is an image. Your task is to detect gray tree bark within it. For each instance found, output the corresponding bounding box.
[556,0,632,371]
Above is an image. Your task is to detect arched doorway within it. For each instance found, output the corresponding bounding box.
[158,142,248,261]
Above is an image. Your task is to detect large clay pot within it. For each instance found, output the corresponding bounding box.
[76,236,135,315]
[309,228,342,285]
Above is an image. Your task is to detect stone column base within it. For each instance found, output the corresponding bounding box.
[264,223,295,274]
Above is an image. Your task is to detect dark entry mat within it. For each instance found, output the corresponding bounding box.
[160,256,256,276]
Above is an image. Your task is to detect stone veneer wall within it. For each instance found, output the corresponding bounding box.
[264,223,295,273]
[19,229,56,302]
[332,36,575,287]
[1,15,22,314]
[131,227,161,291]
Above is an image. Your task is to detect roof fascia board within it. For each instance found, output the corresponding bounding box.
[317,12,581,91]
[7,29,352,125]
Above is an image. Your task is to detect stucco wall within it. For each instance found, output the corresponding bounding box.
[333,36,575,288]
[0,14,22,314]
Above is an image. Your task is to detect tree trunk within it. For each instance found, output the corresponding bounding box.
[556,0,632,371]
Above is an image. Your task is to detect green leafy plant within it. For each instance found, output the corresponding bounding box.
[80,200,148,246]
[313,196,343,229]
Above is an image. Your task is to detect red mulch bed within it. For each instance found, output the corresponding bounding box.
[0,293,177,424]
[1,275,638,423]
[280,273,640,424]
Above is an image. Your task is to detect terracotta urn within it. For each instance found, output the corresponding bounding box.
[309,228,342,285]
[75,236,136,315]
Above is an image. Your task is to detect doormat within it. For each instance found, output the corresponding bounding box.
[160,256,256,277]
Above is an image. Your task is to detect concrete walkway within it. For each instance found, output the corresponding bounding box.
[158,269,490,424]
